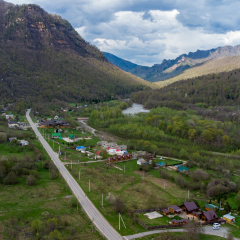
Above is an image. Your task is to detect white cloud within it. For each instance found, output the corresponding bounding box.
[6,0,240,66]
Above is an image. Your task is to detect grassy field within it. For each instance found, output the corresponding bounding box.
[66,160,193,236]
[0,156,102,239]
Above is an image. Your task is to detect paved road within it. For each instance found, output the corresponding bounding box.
[124,226,237,240]
[26,110,122,240]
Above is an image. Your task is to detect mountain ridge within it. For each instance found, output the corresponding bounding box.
[104,45,240,83]
[0,1,151,104]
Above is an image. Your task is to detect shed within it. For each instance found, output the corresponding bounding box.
[69,134,74,139]
[178,166,189,172]
[52,133,61,138]
[137,158,146,165]
[9,137,17,142]
[204,204,218,211]
[223,214,235,223]
[19,140,29,146]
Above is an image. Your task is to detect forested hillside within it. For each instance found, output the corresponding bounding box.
[131,68,240,122]
[0,1,150,105]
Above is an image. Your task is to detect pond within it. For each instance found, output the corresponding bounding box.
[122,103,150,115]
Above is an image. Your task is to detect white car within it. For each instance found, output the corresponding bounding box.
[213,223,221,227]
[213,226,220,230]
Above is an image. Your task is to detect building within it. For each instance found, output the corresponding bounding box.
[19,140,29,146]
[162,209,170,215]
[169,205,183,214]
[52,133,61,138]
[201,210,218,222]
[223,214,235,223]
[171,219,189,225]
[137,158,146,165]
[8,121,19,129]
[178,166,189,172]
[157,162,165,167]
[76,146,86,153]
[181,201,198,214]
[9,137,17,142]
[204,204,218,211]
[69,134,74,139]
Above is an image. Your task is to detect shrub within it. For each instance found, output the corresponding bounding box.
[29,170,39,179]
[113,198,126,214]
[26,175,36,186]
[69,196,78,208]
[3,172,18,185]
[31,219,42,235]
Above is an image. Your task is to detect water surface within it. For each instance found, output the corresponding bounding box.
[122,103,150,115]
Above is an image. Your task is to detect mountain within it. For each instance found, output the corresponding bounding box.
[105,45,240,83]
[0,1,151,105]
[103,52,140,71]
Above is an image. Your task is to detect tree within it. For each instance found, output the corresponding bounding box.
[184,222,204,240]
[188,129,196,141]
[31,219,42,235]
[0,132,7,143]
[223,135,230,145]
[113,198,126,214]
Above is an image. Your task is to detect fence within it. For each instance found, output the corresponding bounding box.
[129,210,226,230]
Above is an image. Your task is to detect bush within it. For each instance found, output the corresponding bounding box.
[0,132,7,143]
[31,219,42,235]
[26,175,36,186]
[3,172,18,185]
[43,160,50,169]
[113,198,126,214]
[29,170,39,179]
[69,196,78,208]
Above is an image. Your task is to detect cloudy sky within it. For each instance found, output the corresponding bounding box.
[7,0,240,66]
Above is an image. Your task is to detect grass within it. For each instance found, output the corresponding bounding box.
[66,160,195,236]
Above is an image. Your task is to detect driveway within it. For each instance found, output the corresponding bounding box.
[124,226,238,239]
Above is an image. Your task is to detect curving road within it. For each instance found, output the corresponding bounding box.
[26,110,122,240]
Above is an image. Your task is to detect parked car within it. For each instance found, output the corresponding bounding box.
[213,226,220,230]
[213,223,221,227]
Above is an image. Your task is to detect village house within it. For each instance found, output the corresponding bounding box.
[201,210,219,222]
[8,121,19,129]
[76,146,86,153]
[223,214,235,223]
[19,140,29,146]
[181,201,198,214]
[162,209,170,215]
[137,158,146,166]
[52,133,61,138]
[169,205,183,214]
[9,137,17,142]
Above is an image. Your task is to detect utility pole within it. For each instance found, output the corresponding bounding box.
[65,152,66,161]
[119,213,120,230]
[71,160,72,170]
[164,180,165,189]
[89,179,90,192]
[79,170,80,180]
[188,189,189,199]
[102,193,103,207]
[124,165,125,173]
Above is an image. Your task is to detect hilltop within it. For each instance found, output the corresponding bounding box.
[0,1,151,104]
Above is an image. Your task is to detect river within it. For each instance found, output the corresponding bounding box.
[122,103,150,115]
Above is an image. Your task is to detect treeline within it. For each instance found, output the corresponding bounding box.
[131,68,240,122]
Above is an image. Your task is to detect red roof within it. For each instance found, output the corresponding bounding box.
[96,150,102,155]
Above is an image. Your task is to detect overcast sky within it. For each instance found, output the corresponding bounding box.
[7,0,240,66]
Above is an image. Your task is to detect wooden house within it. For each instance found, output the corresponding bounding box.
[201,210,218,222]
[126,153,132,159]
[162,209,170,216]
[204,204,218,211]
[181,201,198,214]
[192,211,202,219]
[171,219,189,225]
[169,205,183,214]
